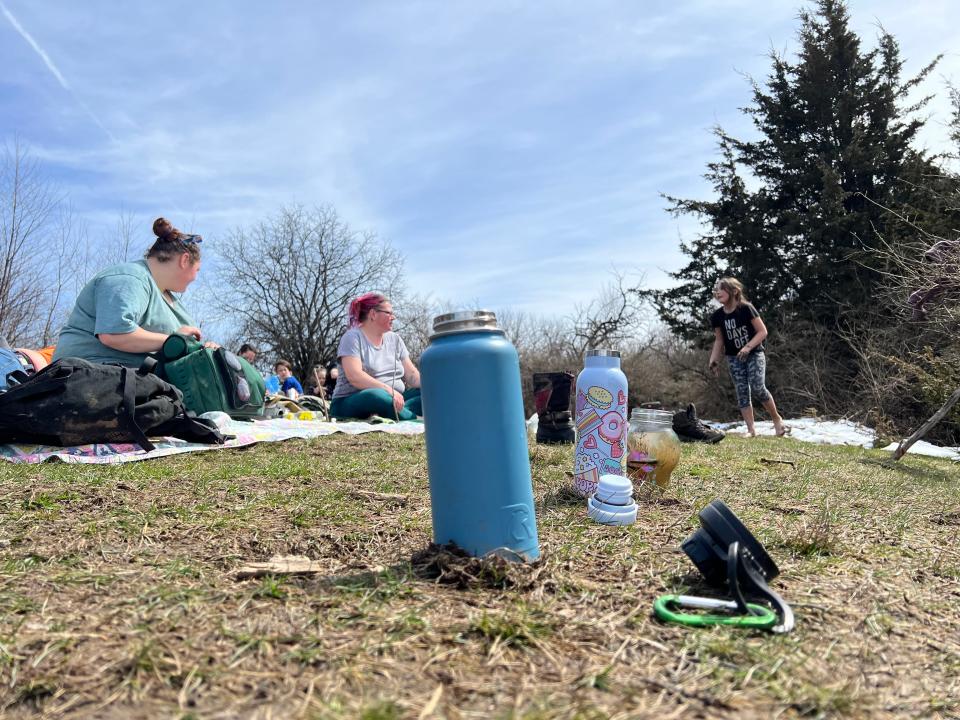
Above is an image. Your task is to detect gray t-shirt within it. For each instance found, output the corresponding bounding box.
[332,328,409,399]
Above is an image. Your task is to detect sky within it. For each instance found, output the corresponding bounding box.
[2,0,960,329]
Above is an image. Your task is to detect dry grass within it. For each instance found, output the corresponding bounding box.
[0,434,959,718]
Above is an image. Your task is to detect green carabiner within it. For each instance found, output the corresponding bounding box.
[654,594,778,629]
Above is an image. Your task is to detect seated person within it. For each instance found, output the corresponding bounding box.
[329,292,421,421]
[54,218,213,366]
[307,365,327,397]
[324,363,338,397]
[238,343,258,364]
[275,359,303,398]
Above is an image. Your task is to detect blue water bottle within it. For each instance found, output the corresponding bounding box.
[573,349,628,497]
[420,310,540,561]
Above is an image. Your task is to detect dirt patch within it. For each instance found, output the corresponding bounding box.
[410,542,549,591]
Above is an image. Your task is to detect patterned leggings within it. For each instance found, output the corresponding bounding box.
[727,352,771,409]
[329,387,422,421]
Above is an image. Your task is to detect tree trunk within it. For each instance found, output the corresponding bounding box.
[892,387,960,460]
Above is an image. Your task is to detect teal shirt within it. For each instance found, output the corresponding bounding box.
[54,259,194,366]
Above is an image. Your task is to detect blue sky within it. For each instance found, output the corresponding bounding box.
[3,1,959,326]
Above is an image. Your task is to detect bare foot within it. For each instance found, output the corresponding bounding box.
[775,423,789,437]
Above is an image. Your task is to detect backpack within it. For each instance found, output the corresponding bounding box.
[151,334,266,419]
[0,358,226,450]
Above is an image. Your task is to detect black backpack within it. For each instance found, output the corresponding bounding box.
[0,357,226,450]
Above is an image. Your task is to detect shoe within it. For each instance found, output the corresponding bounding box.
[532,372,576,444]
[672,403,725,444]
[536,410,575,444]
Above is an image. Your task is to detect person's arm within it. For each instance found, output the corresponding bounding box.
[401,356,420,388]
[98,325,202,353]
[93,273,202,353]
[736,316,769,361]
[709,328,724,376]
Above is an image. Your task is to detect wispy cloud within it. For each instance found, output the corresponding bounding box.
[0,2,69,88]
[0,1,114,141]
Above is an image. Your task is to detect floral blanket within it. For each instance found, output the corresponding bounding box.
[0,417,424,465]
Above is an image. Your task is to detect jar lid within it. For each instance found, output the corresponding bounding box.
[630,408,673,425]
[430,310,502,338]
[586,349,620,358]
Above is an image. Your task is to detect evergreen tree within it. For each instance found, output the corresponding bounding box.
[651,0,945,342]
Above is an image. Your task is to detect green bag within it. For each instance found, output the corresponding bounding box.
[154,334,266,419]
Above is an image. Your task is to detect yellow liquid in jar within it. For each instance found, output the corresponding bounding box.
[626,428,680,488]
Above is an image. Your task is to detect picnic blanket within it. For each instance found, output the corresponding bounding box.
[0,416,424,465]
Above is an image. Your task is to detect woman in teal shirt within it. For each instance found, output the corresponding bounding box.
[54,218,212,367]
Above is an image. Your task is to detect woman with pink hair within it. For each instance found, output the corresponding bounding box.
[329,292,422,421]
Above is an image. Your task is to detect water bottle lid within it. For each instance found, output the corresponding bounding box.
[587,495,638,526]
[594,473,633,505]
[586,349,620,358]
[430,310,502,338]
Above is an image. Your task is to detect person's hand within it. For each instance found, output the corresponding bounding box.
[709,359,720,377]
[203,340,220,350]
[736,347,751,362]
[390,388,405,415]
[177,325,202,340]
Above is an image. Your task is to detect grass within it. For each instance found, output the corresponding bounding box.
[0,432,958,717]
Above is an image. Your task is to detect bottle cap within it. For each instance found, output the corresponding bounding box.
[594,473,633,506]
[587,495,638,526]
[586,349,620,358]
[430,310,501,338]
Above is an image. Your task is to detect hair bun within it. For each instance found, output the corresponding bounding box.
[153,217,180,241]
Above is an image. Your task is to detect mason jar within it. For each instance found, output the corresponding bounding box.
[626,408,681,489]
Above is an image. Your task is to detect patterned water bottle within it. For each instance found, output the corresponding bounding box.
[573,349,628,497]
[420,311,540,561]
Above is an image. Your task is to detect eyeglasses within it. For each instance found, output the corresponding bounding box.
[374,307,395,318]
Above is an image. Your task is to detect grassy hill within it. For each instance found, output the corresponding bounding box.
[1,434,958,718]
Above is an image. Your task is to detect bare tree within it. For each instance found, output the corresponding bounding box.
[38,203,91,346]
[392,292,434,361]
[0,140,59,343]
[215,205,405,379]
[569,272,646,357]
[103,207,138,265]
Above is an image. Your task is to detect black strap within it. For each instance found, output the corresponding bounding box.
[727,541,795,633]
[120,366,156,452]
[5,369,30,387]
[138,356,159,376]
